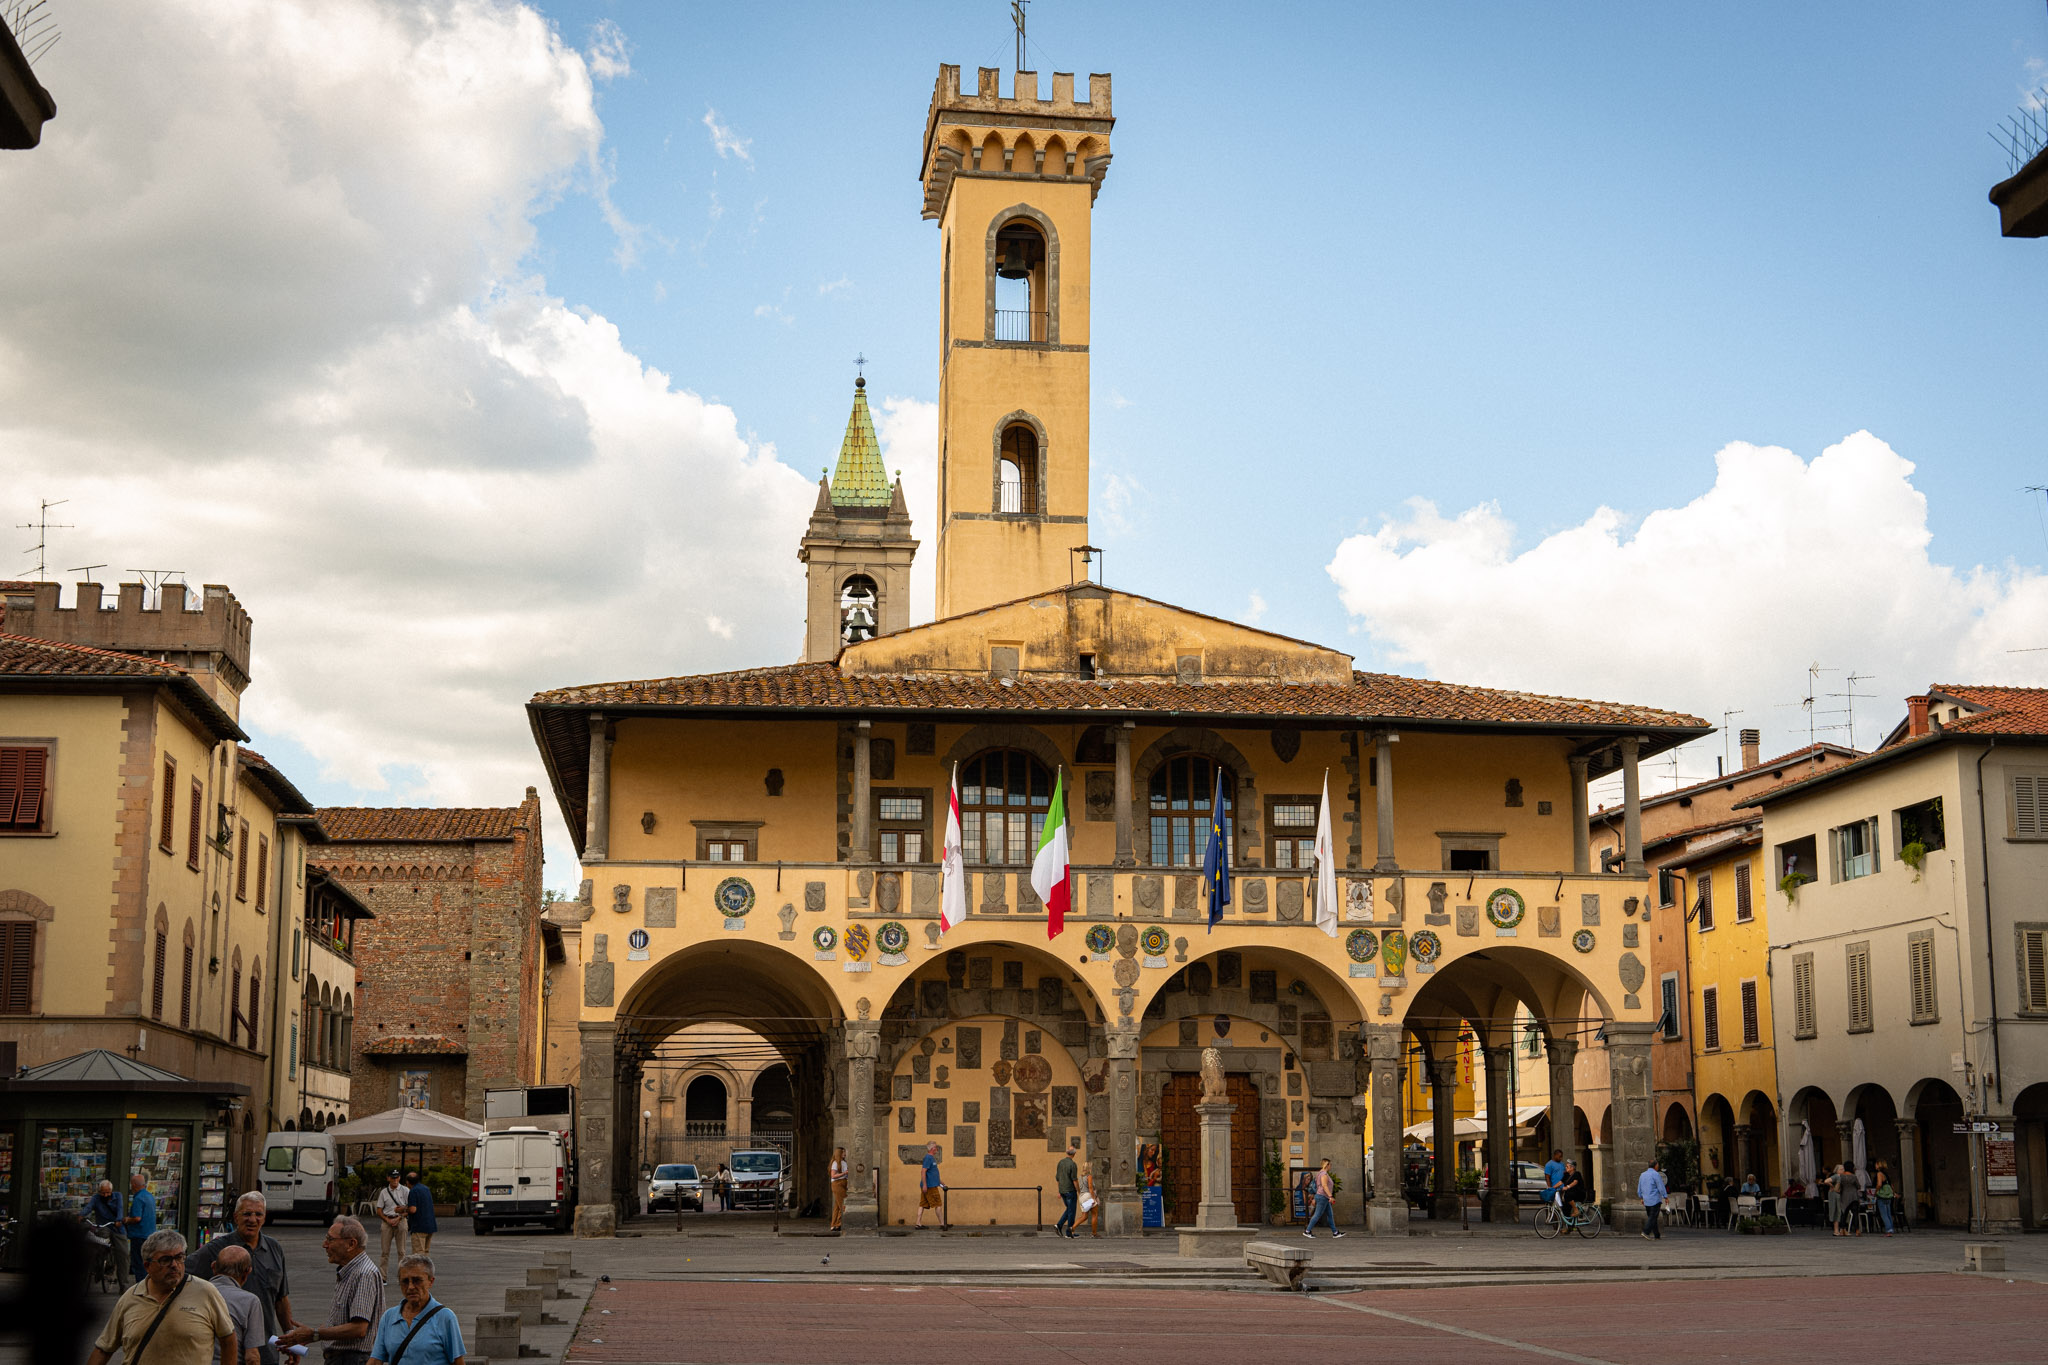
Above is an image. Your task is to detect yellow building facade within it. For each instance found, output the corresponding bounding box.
[532,64,1708,1237]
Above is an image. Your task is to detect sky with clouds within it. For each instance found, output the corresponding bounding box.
[3,1,2047,882]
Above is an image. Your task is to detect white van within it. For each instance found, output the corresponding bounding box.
[472,1126,574,1234]
[258,1131,338,1222]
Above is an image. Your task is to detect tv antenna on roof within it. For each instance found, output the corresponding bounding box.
[1829,672,1875,752]
[128,569,187,610]
[16,498,72,581]
[1720,709,1744,775]
[1012,0,1028,72]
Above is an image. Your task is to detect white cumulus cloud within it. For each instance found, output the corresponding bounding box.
[0,0,812,885]
[1327,432,2048,775]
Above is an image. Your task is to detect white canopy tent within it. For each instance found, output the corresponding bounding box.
[326,1107,485,1146]
[1402,1105,1548,1142]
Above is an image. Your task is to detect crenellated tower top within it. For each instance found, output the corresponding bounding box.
[920,65,1113,221]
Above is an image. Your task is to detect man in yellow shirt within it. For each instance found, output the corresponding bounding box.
[89,1229,237,1365]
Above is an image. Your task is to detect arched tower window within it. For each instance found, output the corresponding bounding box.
[839,574,879,646]
[993,219,1047,341]
[959,749,1052,864]
[998,423,1039,515]
[684,1075,728,1137]
[1149,754,1234,867]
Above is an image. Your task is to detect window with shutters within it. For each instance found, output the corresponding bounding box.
[228,962,241,1045]
[1734,861,1754,923]
[248,968,261,1050]
[1658,868,1679,907]
[1792,952,1816,1039]
[0,745,52,835]
[1659,973,1681,1040]
[1740,978,1760,1046]
[1695,872,1715,931]
[1845,940,1873,1033]
[2015,923,2048,1015]
[179,931,194,1029]
[0,922,33,1013]
[255,836,269,911]
[187,779,203,869]
[2011,773,2048,839]
[235,821,249,900]
[151,928,167,1020]
[1907,930,1938,1024]
[1700,985,1721,1051]
[159,758,178,851]
[1831,818,1878,881]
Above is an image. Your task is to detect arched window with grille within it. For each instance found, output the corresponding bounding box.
[959,748,1053,864]
[1149,754,1234,867]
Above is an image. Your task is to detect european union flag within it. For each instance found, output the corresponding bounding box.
[1202,766,1231,931]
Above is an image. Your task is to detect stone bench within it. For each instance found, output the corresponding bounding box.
[1244,1240,1312,1290]
[1964,1243,2006,1273]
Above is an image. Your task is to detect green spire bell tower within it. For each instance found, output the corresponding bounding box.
[798,375,919,662]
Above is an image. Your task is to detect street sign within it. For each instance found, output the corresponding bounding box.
[1951,1121,2003,1135]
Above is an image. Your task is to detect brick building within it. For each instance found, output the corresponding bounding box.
[312,796,546,1119]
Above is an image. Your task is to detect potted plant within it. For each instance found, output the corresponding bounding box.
[1457,1168,1481,1217]
[1265,1146,1288,1224]
[1736,1213,1789,1235]
[1901,841,1927,882]
[1778,873,1809,904]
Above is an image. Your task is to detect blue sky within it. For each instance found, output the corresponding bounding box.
[526,1,2048,657]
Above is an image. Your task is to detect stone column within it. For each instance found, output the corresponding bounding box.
[1114,722,1136,868]
[842,1019,880,1228]
[1568,756,1591,874]
[735,1096,754,1142]
[1734,1124,1755,1184]
[1365,1024,1409,1234]
[1105,1026,1140,1234]
[1619,737,1644,876]
[1483,1046,1517,1223]
[1193,1100,1238,1229]
[584,714,612,863]
[1835,1119,1856,1180]
[1591,1141,1610,1203]
[1429,1056,1459,1220]
[1546,1037,1581,1182]
[1893,1118,1920,1224]
[1374,732,1398,872]
[1606,1021,1656,1231]
[850,720,873,862]
[573,1021,617,1236]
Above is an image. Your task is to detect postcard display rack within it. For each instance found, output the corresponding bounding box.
[38,1125,110,1216]
[197,1128,229,1229]
[130,1127,189,1234]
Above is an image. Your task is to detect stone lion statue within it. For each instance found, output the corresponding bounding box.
[1199,1046,1227,1103]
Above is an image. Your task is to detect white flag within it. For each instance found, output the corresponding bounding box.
[940,763,968,932]
[1312,771,1339,938]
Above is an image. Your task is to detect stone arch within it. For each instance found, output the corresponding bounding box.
[878,937,1106,1077]
[1660,1098,1695,1142]
[1129,727,1260,865]
[982,202,1061,343]
[940,722,1068,778]
[0,888,49,1015]
[1041,133,1068,174]
[0,890,54,920]
[988,409,1050,517]
[1787,1085,1841,1174]
[340,993,353,1064]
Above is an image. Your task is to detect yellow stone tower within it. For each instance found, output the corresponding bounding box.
[919,64,1113,619]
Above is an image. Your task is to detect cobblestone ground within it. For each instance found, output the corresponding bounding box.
[566,1273,2047,1365]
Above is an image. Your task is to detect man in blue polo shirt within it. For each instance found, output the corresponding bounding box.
[123,1172,158,1284]
[1542,1148,1565,1210]
[368,1256,463,1365]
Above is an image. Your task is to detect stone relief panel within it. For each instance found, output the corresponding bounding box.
[643,887,677,928]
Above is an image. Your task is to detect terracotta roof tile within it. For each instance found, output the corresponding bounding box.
[530,662,1706,731]
[317,806,524,843]
[0,632,247,741]
[360,1035,467,1057]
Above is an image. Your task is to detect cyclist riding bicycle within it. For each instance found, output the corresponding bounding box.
[1555,1160,1588,1218]
[1542,1148,1566,1209]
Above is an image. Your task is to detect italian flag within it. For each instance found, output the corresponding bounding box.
[1030,768,1071,939]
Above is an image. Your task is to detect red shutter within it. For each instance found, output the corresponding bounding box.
[0,923,34,1014]
[256,837,269,911]
[0,748,21,824]
[188,781,203,867]
[236,823,249,899]
[13,748,45,827]
[160,759,178,850]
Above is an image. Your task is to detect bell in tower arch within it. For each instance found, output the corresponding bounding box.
[840,574,880,645]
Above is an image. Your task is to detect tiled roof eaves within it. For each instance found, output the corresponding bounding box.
[1660,828,1764,872]
[1732,728,2048,809]
[238,750,318,817]
[0,635,247,743]
[316,806,523,843]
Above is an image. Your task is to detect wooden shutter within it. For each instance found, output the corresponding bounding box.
[151,931,167,1019]
[0,923,33,1013]
[0,747,18,824]
[0,747,48,830]
[180,941,194,1028]
[2022,929,2047,1012]
[1907,934,1934,1022]
[1734,861,1753,922]
[1701,985,1720,1051]
[229,965,241,1045]
[248,971,261,1048]
[256,836,269,911]
[1661,976,1680,1038]
[1846,943,1872,1031]
[1740,979,1760,1046]
[159,758,178,850]
[1793,954,1816,1039]
[187,780,203,867]
[2017,775,2043,838]
[1697,872,1714,931]
[235,822,249,899]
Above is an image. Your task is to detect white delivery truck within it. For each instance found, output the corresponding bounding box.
[472,1125,575,1234]
[257,1131,338,1222]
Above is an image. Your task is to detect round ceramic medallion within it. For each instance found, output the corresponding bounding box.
[1345,928,1378,964]
[843,923,871,961]
[1012,1054,1052,1093]
[876,921,910,955]
[1085,924,1116,956]
[1572,928,1596,954]
[1484,887,1526,930]
[1140,926,1171,957]
[812,925,837,952]
[1409,930,1443,964]
[714,876,756,918]
[991,1059,1013,1085]
[1112,956,1141,988]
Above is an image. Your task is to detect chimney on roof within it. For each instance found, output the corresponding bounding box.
[1739,728,1760,770]
[1906,695,1930,739]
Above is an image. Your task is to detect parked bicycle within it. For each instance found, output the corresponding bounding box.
[83,1217,124,1293]
[1534,1200,1604,1239]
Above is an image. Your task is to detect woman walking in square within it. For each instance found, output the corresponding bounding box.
[916,1143,946,1229]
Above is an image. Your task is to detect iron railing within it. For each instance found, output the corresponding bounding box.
[994,309,1048,342]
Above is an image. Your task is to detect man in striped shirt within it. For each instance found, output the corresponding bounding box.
[277,1217,381,1365]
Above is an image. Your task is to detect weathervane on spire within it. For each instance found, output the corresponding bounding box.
[854,352,866,378]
